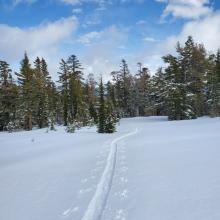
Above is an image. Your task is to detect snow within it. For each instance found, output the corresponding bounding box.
[81,129,138,220]
[1,117,220,220]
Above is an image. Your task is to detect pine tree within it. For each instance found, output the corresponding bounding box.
[209,49,220,116]
[106,80,118,117]
[135,64,151,116]
[163,54,191,120]
[98,77,106,133]
[119,59,131,116]
[105,93,117,133]
[15,53,35,130]
[97,77,116,133]
[85,73,98,124]
[111,60,132,117]
[0,61,18,131]
[58,59,69,126]
[33,57,47,128]
[177,36,207,118]
[66,55,84,123]
[147,68,167,116]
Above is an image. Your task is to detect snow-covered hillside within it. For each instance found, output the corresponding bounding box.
[0,117,220,220]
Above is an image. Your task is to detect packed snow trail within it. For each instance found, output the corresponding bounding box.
[81,129,138,220]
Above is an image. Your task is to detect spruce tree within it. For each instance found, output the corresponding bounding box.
[66,55,83,123]
[135,64,151,116]
[111,60,132,117]
[58,59,69,126]
[98,77,106,133]
[0,61,18,131]
[15,53,35,130]
[33,57,47,128]
[85,73,98,124]
[148,68,167,116]
[163,54,190,120]
[119,59,131,116]
[97,77,116,133]
[105,94,117,133]
[177,36,207,118]
[209,49,220,116]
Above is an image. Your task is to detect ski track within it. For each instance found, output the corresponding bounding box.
[81,128,138,220]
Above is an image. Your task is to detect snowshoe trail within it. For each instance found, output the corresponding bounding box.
[81,129,138,220]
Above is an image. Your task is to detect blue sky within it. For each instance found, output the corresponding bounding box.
[0,0,220,79]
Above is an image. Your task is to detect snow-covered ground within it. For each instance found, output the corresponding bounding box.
[0,117,220,220]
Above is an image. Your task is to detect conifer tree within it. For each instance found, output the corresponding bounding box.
[105,98,116,133]
[147,68,167,116]
[58,59,69,126]
[106,81,117,114]
[163,54,190,120]
[15,53,35,130]
[119,59,131,116]
[98,77,106,133]
[209,49,220,116]
[111,60,132,117]
[135,64,151,116]
[177,36,207,118]
[66,55,83,123]
[97,77,116,133]
[33,57,47,128]
[0,61,18,131]
[85,73,98,124]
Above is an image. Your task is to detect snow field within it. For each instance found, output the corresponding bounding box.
[1,117,220,220]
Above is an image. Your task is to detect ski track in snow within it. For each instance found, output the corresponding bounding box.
[81,128,138,220]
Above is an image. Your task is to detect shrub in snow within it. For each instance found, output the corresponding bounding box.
[66,123,76,133]
[5,120,20,133]
[48,113,56,131]
[6,122,15,133]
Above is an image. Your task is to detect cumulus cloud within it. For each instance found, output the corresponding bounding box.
[0,16,78,78]
[79,25,129,80]
[78,31,101,44]
[60,0,81,5]
[133,10,220,75]
[160,11,220,54]
[12,0,37,7]
[156,0,212,19]
[0,16,78,60]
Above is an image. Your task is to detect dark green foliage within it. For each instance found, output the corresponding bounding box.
[15,53,34,130]
[162,37,210,120]
[98,78,116,133]
[208,49,220,116]
[58,59,69,126]
[85,74,98,124]
[98,78,106,133]
[0,61,18,131]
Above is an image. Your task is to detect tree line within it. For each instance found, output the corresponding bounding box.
[0,36,220,133]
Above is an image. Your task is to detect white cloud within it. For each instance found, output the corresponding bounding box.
[12,0,37,7]
[59,0,137,9]
[156,0,212,19]
[60,0,81,5]
[78,31,101,44]
[0,16,78,79]
[160,11,220,54]
[132,10,220,75]
[79,26,129,80]
[143,37,157,42]
[72,8,83,13]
